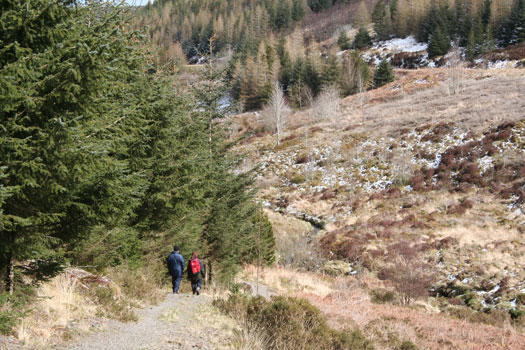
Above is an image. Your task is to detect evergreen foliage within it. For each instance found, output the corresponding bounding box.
[353,27,373,49]
[497,0,525,45]
[427,27,451,57]
[0,0,275,292]
[308,0,331,13]
[419,2,455,43]
[373,59,395,88]
[1,0,148,288]
[372,0,391,40]
[338,31,352,50]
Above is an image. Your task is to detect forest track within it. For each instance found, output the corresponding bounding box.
[56,293,230,350]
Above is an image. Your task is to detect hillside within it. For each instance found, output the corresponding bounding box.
[229,67,525,348]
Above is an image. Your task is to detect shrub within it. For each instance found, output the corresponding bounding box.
[370,288,397,304]
[398,340,417,350]
[0,287,33,335]
[216,295,375,350]
[291,174,306,184]
[378,257,435,305]
[313,85,340,122]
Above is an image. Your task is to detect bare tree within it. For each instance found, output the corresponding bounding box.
[313,85,340,122]
[447,45,465,96]
[262,82,290,146]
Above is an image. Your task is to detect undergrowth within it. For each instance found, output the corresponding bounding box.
[215,294,375,350]
[0,287,34,335]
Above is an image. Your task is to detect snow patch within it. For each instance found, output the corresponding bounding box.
[373,36,428,53]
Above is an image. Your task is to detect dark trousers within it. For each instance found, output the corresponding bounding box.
[171,273,182,293]
[191,279,202,294]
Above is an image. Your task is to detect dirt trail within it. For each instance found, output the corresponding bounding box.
[58,293,230,350]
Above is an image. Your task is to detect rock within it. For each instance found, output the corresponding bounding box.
[322,260,351,276]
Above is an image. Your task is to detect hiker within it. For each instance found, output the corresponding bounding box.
[167,246,185,294]
[187,252,205,295]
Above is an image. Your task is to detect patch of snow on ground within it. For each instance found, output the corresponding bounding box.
[488,60,510,69]
[373,36,428,53]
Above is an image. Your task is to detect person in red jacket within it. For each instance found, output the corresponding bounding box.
[187,252,205,295]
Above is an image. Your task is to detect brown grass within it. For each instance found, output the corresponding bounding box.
[15,273,98,347]
[241,263,525,350]
[299,284,525,350]
[337,69,525,138]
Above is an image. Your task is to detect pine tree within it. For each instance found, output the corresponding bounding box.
[273,0,292,30]
[497,0,525,45]
[353,27,373,49]
[466,26,478,59]
[303,56,321,97]
[372,0,390,39]
[292,0,306,21]
[0,0,150,291]
[427,27,451,58]
[322,54,341,87]
[374,59,395,88]
[455,0,473,46]
[308,0,331,13]
[337,30,352,50]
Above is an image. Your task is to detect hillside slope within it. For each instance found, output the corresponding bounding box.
[233,68,525,340]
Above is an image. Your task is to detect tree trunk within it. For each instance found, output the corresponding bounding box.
[7,252,14,295]
[207,259,213,286]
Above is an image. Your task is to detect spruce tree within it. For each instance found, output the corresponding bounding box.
[353,27,373,49]
[427,27,451,58]
[373,59,395,88]
[322,54,342,87]
[372,0,390,39]
[0,0,150,291]
[497,0,525,46]
[292,0,306,21]
[337,30,352,50]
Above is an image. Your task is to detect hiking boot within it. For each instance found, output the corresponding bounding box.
[196,287,200,295]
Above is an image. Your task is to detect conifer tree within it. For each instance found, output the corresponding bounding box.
[337,30,352,50]
[372,0,390,39]
[0,0,150,291]
[497,0,525,45]
[292,0,306,21]
[308,0,331,13]
[355,1,372,28]
[353,27,373,49]
[374,59,395,88]
[427,27,451,57]
[322,54,342,88]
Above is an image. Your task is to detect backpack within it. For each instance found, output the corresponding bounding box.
[190,258,201,274]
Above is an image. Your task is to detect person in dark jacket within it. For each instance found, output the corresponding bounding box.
[167,246,185,294]
[187,252,205,295]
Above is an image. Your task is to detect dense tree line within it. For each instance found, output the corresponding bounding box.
[372,0,524,58]
[0,0,274,294]
[137,0,523,114]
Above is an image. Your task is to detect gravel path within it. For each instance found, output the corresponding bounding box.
[58,293,230,350]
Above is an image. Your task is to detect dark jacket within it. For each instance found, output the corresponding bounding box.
[187,258,205,282]
[167,251,185,276]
